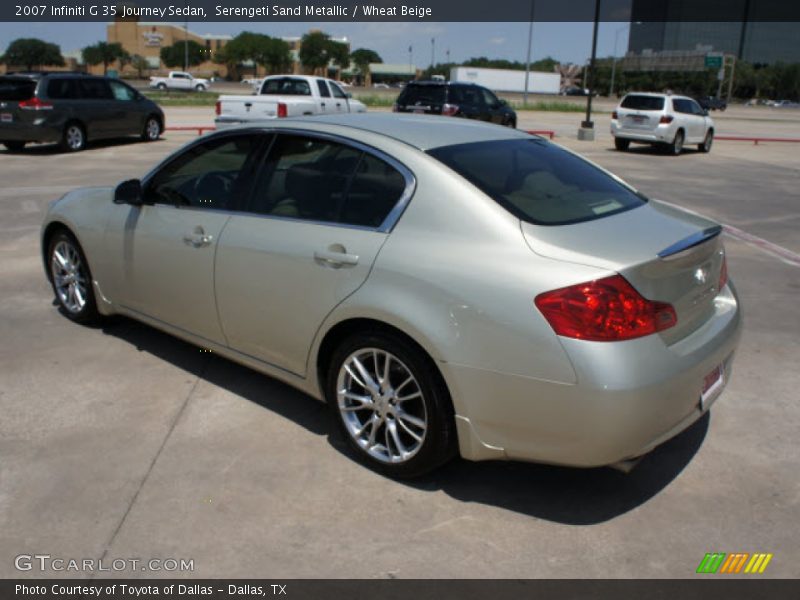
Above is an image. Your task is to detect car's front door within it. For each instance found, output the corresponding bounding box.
[108,80,143,136]
[215,133,411,376]
[329,81,349,113]
[480,88,505,124]
[106,134,261,345]
[77,78,117,139]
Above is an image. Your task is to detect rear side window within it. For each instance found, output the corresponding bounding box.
[47,78,79,99]
[262,78,311,96]
[316,79,331,97]
[398,85,446,106]
[620,95,664,111]
[79,79,113,100]
[449,86,482,105]
[0,77,36,101]
[429,139,646,226]
[343,155,407,228]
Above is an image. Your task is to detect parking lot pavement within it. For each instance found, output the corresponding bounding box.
[1,122,799,579]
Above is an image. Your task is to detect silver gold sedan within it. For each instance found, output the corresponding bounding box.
[42,114,741,478]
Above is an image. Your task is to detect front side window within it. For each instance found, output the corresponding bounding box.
[330,83,347,99]
[109,80,136,101]
[144,135,256,209]
[480,88,500,107]
[429,138,646,226]
[249,135,408,228]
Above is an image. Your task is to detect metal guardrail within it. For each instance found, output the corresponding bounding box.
[164,126,216,135]
[714,136,800,145]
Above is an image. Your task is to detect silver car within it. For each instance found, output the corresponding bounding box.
[42,114,741,478]
[611,92,715,155]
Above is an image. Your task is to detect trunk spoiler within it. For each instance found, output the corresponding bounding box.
[658,225,723,259]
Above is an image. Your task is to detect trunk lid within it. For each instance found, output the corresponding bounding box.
[522,200,727,344]
[617,94,666,134]
[0,77,38,128]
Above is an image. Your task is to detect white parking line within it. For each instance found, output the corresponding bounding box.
[656,199,800,268]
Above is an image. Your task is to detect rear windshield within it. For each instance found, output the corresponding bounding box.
[0,77,36,101]
[398,85,446,106]
[261,78,311,96]
[428,138,646,226]
[620,95,664,110]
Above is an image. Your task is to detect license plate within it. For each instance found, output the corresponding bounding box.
[700,363,725,411]
[1,113,12,123]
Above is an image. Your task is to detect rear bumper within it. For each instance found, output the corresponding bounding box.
[214,116,276,129]
[611,121,675,144]
[0,120,62,143]
[445,283,742,467]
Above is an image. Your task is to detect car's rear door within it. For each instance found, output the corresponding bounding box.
[315,78,332,113]
[104,133,262,344]
[214,132,411,376]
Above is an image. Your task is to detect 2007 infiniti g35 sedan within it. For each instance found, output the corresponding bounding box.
[42,113,741,478]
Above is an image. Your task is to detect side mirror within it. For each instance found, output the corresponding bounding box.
[114,179,143,205]
[499,98,508,107]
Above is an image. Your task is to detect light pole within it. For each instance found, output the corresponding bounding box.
[183,16,188,72]
[578,0,601,140]
[523,0,535,107]
[430,38,435,68]
[610,21,640,98]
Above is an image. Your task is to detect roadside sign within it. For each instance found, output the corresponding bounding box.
[705,55,723,69]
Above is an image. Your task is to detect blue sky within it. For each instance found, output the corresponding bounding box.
[0,21,634,66]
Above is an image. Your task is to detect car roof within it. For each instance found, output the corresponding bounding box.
[406,81,477,87]
[237,113,531,151]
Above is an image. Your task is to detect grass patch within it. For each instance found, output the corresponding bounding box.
[353,94,397,107]
[142,91,220,107]
[511,101,590,112]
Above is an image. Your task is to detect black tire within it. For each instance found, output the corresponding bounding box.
[195,84,206,92]
[157,83,167,91]
[506,117,517,129]
[47,230,99,324]
[141,115,161,142]
[698,130,713,153]
[669,129,685,155]
[60,122,86,152]
[325,331,457,478]
[3,141,26,152]
[614,137,630,151]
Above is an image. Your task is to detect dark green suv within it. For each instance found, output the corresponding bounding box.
[0,72,164,152]
[393,81,517,128]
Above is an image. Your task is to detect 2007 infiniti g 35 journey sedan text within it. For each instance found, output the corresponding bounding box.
[42,113,741,478]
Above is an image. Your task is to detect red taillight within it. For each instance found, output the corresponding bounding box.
[442,103,459,116]
[215,100,221,116]
[277,102,287,118]
[535,275,677,342]
[612,110,618,120]
[659,115,674,124]
[718,254,728,291]
[19,97,53,110]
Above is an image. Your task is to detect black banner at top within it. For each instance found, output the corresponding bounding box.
[2,0,800,22]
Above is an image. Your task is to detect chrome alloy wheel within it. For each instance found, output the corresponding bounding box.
[51,240,88,314]
[336,348,428,464]
[146,118,160,140]
[66,125,84,150]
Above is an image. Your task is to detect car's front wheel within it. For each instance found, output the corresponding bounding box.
[195,84,206,92]
[141,116,161,142]
[698,130,713,153]
[48,231,99,323]
[614,137,630,151]
[326,331,456,478]
[157,83,167,91]
[3,141,26,152]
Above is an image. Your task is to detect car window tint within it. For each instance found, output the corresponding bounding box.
[144,136,255,209]
[429,138,646,226]
[262,78,311,96]
[689,100,704,115]
[330,83,347,99]
[316,79,331,97]
[620,95,664,110]
[109,80,136,101]
[47,78,79,99]
[249,135,361,223]
[79,79,113,100]
[398,85,446,106]
[0,77,36,101]
[460,87,482,105]
[341,154,407,228]
[480,88,499,107]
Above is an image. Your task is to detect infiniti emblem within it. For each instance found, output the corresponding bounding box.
[694,267,709,285]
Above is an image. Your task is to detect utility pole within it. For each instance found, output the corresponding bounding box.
[578,0,601,140]
[430,38,435,68]
[523,0,535,107]
[183,15,189,72]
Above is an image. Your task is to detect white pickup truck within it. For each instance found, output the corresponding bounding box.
[149,71,211,92]
[215,75,366,128]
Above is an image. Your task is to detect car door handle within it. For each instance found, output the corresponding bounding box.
[183,227,213,247]
[314,248,359,268]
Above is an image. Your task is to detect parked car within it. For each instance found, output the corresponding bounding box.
[215,75,366,128]
[611,92,715,155]
[149,71,210,92]
[393,81,517,128]
[696,96,727,111]
[562,86,594,96]
[41,113,740,477]
[0,72,164,153]
[773,99,800,108]
[372,83,390,89]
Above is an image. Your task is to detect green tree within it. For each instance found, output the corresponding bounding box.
[258,37,293,74]
[350,48,382,81]
[0,38,64,71]
[216,32,290,77]
[131,54,150,79]
[159,40,205,69]
[327,40,350,78]
[82,42,127,75]
[299,31,333,73]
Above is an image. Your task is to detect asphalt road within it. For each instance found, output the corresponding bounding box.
[1,110,799,579]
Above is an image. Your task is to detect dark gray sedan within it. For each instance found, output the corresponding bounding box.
[0,72,164,152]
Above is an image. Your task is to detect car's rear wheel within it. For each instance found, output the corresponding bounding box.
[668,130,684,155]
[614,138,630,151]
[48,231,99,324]
[3,141,26,152]
[157,83,167,91]
[195,84,206,92]
[141,116,161,142]
[326,331,456,478]
[61,123,86,152]
[698,130,713,153]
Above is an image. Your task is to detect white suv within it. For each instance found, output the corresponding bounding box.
[611,92,714,155]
